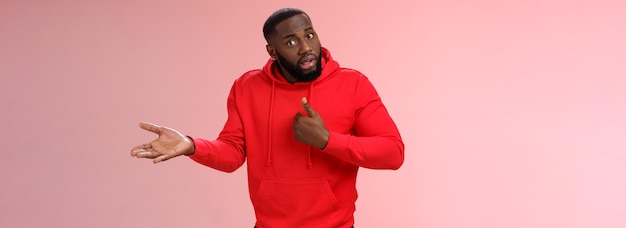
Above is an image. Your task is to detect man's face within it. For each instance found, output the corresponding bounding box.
[266,14,322,82]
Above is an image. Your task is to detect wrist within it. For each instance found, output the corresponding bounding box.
[318,130,329,150]
[184,136,196,156]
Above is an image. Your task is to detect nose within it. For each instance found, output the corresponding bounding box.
[299,39,313,55]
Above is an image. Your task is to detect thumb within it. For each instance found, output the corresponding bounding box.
[139,121,163,135]
[301,97,317,117]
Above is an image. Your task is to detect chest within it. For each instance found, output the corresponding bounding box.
[238,82,358,134]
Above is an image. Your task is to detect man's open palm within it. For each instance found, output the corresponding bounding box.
[130,122,194,163]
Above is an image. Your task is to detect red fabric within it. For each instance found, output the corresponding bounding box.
[189,48,404,228]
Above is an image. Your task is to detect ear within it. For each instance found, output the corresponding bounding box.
[266,44,276,59]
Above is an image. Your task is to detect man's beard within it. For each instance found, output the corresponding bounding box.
[276,50,322,82]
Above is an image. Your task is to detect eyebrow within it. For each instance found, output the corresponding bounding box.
[282,27,314,39]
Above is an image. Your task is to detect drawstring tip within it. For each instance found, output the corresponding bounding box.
[306,147,313,168]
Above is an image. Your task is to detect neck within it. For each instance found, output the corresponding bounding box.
[276,64,298,84]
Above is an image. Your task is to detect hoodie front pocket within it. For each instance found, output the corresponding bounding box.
[253,178,341,224]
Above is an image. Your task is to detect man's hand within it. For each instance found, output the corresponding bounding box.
[293,97,329,149]
[130,122,195,164]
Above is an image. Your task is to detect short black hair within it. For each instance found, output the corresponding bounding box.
[263,8,308,42]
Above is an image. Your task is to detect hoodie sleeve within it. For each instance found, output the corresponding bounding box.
[187,85,246,173]
[322,77,404,170]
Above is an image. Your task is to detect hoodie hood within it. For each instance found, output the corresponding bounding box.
[262,47,340,86]
[260,47,339,167]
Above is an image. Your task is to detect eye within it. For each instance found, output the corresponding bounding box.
[306,33,315,39]
[287,40,297,46]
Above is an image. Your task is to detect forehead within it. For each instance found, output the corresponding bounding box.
[274,14,313,38]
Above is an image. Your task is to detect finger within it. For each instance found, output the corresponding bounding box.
[301,97,317,117]
[154,154,173,164]
[134,151,160,159]
[139,121,163,134]
[293,113,306,127]
[130,143,152,156]
[294,112,303,122]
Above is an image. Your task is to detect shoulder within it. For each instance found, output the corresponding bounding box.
[234,69,266,85]
[238,69,264,80]
[332,67,371,85]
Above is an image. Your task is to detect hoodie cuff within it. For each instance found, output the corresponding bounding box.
[321,131,349,155]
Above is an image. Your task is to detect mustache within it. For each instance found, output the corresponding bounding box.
[299,54,317,63]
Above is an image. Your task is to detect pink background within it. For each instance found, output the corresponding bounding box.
[2,0,625,227]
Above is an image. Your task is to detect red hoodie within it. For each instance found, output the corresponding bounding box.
[188,48,404,228]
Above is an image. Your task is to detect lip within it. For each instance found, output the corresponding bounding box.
[300,54,317,63]
[299,54,317,70]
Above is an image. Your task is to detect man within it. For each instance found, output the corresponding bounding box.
[131,8,404,228]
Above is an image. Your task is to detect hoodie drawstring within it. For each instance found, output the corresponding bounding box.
[265,53,328,168]
[266,82,315,168]
[266,80,275,165]
[306,83,314,168]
